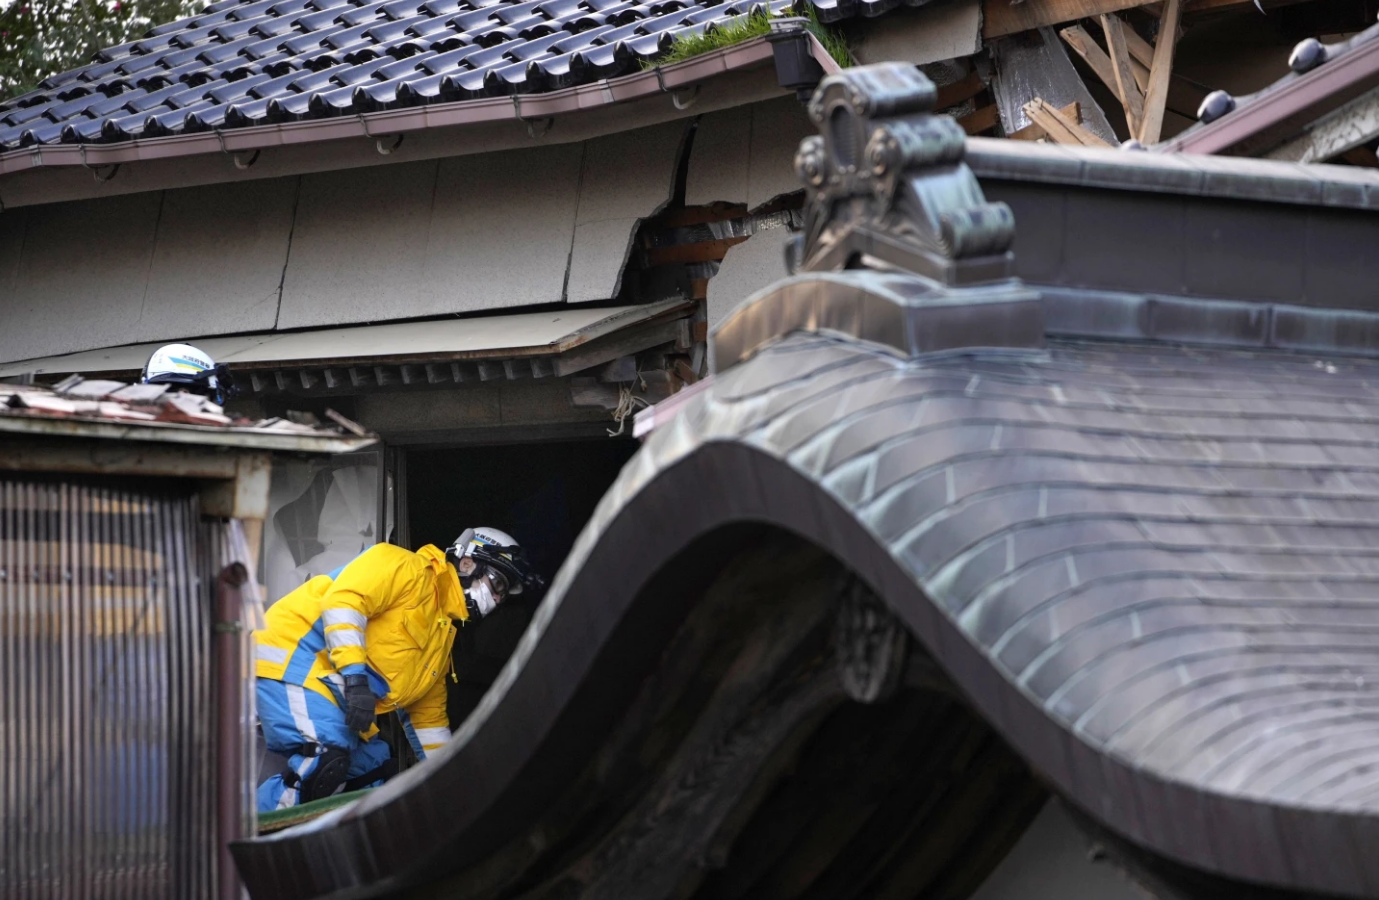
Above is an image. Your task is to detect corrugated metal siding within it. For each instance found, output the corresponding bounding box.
[0,476,218,899]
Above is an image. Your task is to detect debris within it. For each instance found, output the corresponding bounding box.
[1023,98,1113,145]
[324,408,369,437]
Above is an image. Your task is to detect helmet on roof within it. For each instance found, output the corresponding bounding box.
[140,343,234,405]
[446,527,543,618]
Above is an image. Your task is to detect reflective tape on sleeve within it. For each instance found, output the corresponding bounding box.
[256,644,289,665]
[325,630,365,650]
[415,727,450,748]
[322,608,368,631]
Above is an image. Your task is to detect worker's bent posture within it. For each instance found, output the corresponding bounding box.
[253,527,541,811]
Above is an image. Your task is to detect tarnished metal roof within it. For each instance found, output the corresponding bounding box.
[0,377,375,454]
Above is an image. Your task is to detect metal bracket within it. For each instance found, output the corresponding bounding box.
[213,129,259,169]
[355,112,404,154]
[653,67,699,109]
[78,144,119,183]
[512,96,553,139]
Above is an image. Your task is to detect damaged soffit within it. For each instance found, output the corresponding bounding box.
[0,299,692,394]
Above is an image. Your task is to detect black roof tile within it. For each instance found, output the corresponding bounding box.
[0,0,823,150]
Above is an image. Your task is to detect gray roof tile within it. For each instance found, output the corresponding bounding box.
[0,0,835,150]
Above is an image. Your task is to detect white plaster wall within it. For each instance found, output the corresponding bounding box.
[0,181,299,362]
[276,143,593,328]
[970,801,1151,900]
[567,120,687,303]
[707,228,789,330]
[0,122,689,362]
[685,97,814,211]
[846,0,982,68]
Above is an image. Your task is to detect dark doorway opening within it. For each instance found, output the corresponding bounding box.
[404,437,640,727]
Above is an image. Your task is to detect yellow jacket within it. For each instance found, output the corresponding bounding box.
[255,543,468,755]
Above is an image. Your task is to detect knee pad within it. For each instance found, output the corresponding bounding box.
[299,746,351,803]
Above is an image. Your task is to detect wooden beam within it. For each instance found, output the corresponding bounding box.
[984,0,1144,40]
[1067,23,1207,118]
[936,70,987,109]
[643,236,749,266]
[958,103,1001,135]
[984,0,1278,39]
[1023,98,1113,146]
[1139,0,1182,143]
[1060,25,1120,93]
[1009,102,1082,140]
[1101,14,1145,138]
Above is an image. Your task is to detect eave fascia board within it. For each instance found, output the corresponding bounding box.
[0,38,778,180]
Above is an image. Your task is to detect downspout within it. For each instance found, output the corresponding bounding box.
[215,561,250,900]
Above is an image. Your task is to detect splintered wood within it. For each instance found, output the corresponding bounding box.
[1023,98,1114,146]
[1009,102,1083,140]
[1139,0,1183,143]
[1101,14,1145,138]
[1059,9,1188,145]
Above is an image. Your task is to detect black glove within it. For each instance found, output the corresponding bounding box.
[343,674,375,733]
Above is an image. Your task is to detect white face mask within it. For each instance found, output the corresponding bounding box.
[465,577,498,618]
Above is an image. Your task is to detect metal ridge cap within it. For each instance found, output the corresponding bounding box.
[1160,34,1379,156]
[0,38,781,177]
[966,135,1379,211]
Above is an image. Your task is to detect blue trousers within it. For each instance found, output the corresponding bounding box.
[256,677,392,812]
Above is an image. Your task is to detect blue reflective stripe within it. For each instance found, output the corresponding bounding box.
[283,619,327,685]
[168,356,210,371]
[397,708,426,760]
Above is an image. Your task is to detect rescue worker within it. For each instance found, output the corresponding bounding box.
[140,342,235,405]
[253,527,542,812]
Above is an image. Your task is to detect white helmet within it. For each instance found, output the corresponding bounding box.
[446,527,543,618]
[140,343,231,403]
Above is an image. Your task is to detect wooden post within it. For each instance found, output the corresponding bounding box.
[1139,0,1183,143]
[1101,13,1145,138]
[215,563,250,900]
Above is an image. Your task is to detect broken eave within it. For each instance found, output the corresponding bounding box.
[0,413,376,455]
[0,300,695,397]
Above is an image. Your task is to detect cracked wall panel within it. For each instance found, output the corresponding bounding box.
[427,142,584,310]
[686,106,752,206]
[748,98,814,210]
[847,0,982,68]
[707,228,790,330]
[2,192,163,362]
[277,159,438,329]
[279,143,585,327]
[685,97,814,210]
[142,178,297,340]
[567,119,688,303]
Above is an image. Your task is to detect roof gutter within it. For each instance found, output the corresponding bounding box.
[0,35,832,178]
